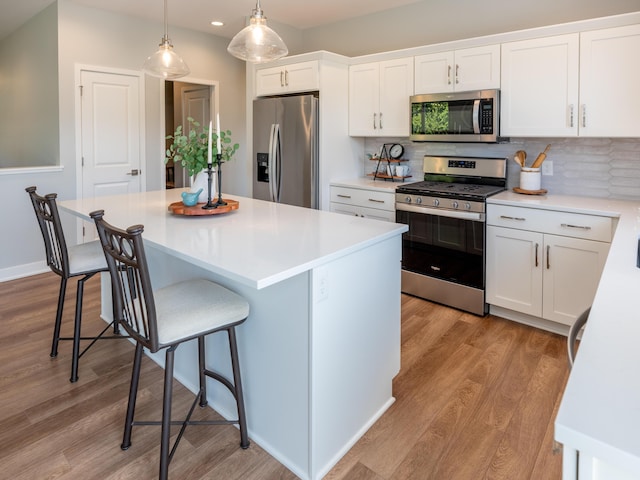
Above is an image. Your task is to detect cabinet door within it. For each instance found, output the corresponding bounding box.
[378,58,413,137]
[282,61,320,94]
[486,226,543,316]
[579,24,640,137]
[500,34,579,136]
[256,65,287,96]
[542,235,610,325]
[349,62,380,136]
[454,45,501,91]
[414,51,454,94]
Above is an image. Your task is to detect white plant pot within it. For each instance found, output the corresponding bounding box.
[191,169,216,203]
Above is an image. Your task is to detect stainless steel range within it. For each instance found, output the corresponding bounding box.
[395,155,507,315]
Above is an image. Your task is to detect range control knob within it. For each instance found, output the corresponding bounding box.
[452,201,459,209]
[433,198,440,207]
[464,202,472,210]
[404,196,411,203]
[415,197,422,204]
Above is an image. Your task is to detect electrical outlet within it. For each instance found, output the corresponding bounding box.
[315,266,329,302]
[542,161,553,176]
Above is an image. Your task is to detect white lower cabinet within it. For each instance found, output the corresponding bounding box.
[330,185,395,222]
[486,204,611,327]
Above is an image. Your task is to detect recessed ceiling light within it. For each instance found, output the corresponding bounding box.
[211,20,224,27]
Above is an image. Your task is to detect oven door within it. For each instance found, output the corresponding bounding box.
[396,206,485,289]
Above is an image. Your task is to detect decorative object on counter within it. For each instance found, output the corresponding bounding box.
[369,143,411,182]
[227,0,288,63]
[181,188,202,207]
[166,116,239,204]
[512,144,551,195]
[142,0,189,79]
[168,198,239,216]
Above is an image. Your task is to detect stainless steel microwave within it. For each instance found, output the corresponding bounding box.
[410,89,500,143]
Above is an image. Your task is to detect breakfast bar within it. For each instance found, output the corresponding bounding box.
[59,189,407,480]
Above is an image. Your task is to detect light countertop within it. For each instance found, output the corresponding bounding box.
[490,191,640,474]
[59,189,407,290]
[330,177,417,192]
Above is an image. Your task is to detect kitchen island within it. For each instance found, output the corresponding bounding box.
[59,189,407,480]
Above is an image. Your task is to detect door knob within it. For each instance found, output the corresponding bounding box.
[127,169,140,176]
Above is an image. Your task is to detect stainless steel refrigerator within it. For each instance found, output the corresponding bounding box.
[252,95,319,209]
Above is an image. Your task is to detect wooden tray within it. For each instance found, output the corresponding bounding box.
[168,199,239,216]
[513,187,547,195]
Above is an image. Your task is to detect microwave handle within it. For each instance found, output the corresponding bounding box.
[472,99,480,134]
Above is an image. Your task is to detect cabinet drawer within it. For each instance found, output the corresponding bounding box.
[330,186,395,212]
[330,202,396,222]
[487,204,612,242]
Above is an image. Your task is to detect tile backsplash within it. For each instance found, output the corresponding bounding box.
[363,137,640,201]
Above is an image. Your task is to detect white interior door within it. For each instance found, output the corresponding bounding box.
[80,69,142,199]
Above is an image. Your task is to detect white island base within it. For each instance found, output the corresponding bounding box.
[68,190,404,480]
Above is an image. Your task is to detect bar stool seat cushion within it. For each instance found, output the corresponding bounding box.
[68,240,107,274]
[154,279,250,346]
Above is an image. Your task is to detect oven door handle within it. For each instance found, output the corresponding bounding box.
[396,203,484,221]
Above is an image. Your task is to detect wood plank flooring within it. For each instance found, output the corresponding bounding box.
[0,272,569,479]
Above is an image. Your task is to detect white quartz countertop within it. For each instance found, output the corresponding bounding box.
[59,189,407,290]
[490,191,640,474]
[330,177,418,192]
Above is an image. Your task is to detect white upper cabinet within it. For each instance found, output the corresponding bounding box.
[500,34,580,137]
[349,58,413,137]
[414,45,500,94]
[501,24,640,137]
[256,60,320,96]
[579,24,640,137]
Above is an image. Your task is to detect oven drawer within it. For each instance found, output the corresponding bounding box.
[330,186,395,212]
[487,204,613,242]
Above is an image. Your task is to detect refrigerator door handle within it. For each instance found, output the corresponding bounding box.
[268,124,277,202]
[273,123,282,203]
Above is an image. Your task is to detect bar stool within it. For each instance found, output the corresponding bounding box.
[26,186,123,382]
[90,210,250,480]
[568,307,591,368]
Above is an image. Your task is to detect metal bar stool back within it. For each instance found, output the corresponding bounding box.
[90,209,250,480]
[25,186,122,382]
[568,307,591,368]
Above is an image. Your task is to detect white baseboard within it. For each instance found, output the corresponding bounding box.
[0,261,48,282]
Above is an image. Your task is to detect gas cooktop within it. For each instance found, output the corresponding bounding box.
[396,180,505,199]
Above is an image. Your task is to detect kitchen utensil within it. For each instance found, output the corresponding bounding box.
[531,144,551,168]
[515,150,527,167]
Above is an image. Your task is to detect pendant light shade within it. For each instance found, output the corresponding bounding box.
[143,0,190,79]
[227,0,288,64]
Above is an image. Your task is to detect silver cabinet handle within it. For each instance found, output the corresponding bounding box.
[546,245,551,270]
[447,65,452,85]
[280,70,284,87]
[284,69,289,86]
[455,64,459,84]
[336,194,352,199]
[500,215,526,221]
[569,104,574,128]
[368,198,384,204]
[535,243,539,267]
[379,112,383,129]
[127,169,140,176]
[561,223,591,230]
[373,113,377,129]
[582,104,587,128]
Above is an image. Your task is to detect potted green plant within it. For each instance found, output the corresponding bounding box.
[165,117,239,177]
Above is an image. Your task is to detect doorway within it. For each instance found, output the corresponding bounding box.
[164,81,218,189]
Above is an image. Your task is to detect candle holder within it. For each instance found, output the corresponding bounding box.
[202,161,218,210]
[215,153,227,206]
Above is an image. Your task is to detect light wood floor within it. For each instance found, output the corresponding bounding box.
[0,272,569,479]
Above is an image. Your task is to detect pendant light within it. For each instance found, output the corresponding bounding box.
[142,0,190,79]
[227,0,288,64]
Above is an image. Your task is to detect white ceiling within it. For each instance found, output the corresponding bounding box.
[0,0,424,41]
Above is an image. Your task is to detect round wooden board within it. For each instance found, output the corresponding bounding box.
[168,199,239,216]
[513,187,547,195]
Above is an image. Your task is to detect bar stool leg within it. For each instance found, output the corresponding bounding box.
[51,277,67,358]
[70,277,86,382]
[160,345,178,480]
[122,343,144,450]
[228,327,249,449]
[198,336,208,408]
